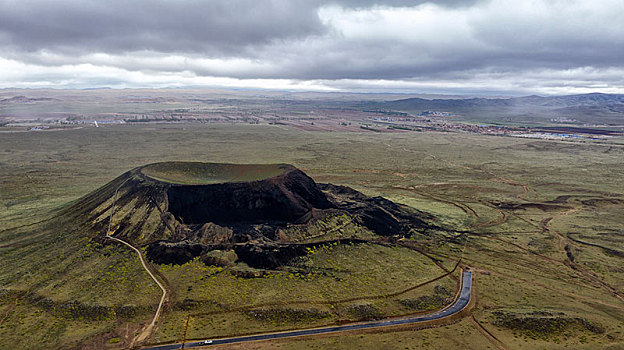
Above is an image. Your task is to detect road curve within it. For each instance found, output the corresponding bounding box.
[141,269,472,350]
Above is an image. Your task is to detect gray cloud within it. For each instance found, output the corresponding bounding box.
[0,0,623,93]
[327,0,484,8]
[0,0,480,56]
[0,0,325,55]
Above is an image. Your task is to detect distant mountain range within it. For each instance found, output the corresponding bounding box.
[0,89,622,126]
[390,92,624,108]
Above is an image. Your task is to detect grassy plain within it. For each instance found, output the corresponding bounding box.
[1,123,623,349]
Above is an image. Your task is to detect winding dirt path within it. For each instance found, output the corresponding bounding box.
[540,209,624,304]
[470,207,507,230]
[470,315,510,350]
[401,146,624,304]
[107,234,168,344]
[393,185,478,218]
[106,177,168,345]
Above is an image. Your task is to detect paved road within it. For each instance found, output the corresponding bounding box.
[142,269,472,350]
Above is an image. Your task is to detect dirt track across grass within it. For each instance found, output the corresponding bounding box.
[106,178,169,346]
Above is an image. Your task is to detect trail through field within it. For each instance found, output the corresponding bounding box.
[0,296,19,326]
[392,145,532,230]
[470,315,510,350]
[394,185,478,218]
[467,262,624,312]
[422,150,532,199]
[539,208,578,249]
[106,179,169,346]
[107,234,168,344]
[399,240,462,279]
[398,146,624,305]
[409,145,535,202]
[540,208,624,304]
[293,217,355,242]
[473,223,624,305]
[469,207,507,230]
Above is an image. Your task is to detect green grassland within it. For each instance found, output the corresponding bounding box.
[151,243,457,343]
[1,123,623,349]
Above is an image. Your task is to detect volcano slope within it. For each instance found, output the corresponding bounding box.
[1,160,461,349]
[17,161,454,347]
[69,162,436,268]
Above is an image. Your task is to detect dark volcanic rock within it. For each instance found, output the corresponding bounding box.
[319,183,433,236]
[233,244,308,270]
[167,168,332,225]
[145,240,204,265]
[233,238,367,269]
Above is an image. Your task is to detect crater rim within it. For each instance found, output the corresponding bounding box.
[140,161,294,185]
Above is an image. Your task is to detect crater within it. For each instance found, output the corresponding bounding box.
[157,162,333,225]
[141,162,292,185]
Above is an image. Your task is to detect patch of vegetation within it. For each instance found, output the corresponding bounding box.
[345,304,383,321]
[172,298,203,311]
[245,307,331,324]
[1,289,144,321]
[399,285,452,311]
[229,266,270,278]
[201,249,238,267]
[492,311,604,339]
[360,125,382,132]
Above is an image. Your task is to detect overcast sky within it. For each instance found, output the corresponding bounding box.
[1,0,623,94]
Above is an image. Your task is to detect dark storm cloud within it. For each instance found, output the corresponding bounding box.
[0,0,324,54]
[0,0,504,58]
[0,0,623,93]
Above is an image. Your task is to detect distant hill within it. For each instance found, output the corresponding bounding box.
[389,93,624,108]
[0,89,622,126]
[0,95,59,104]
[385,93,624,125]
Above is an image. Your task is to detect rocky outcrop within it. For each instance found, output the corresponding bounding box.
[319,183,432,236]
[166,168,332,225]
